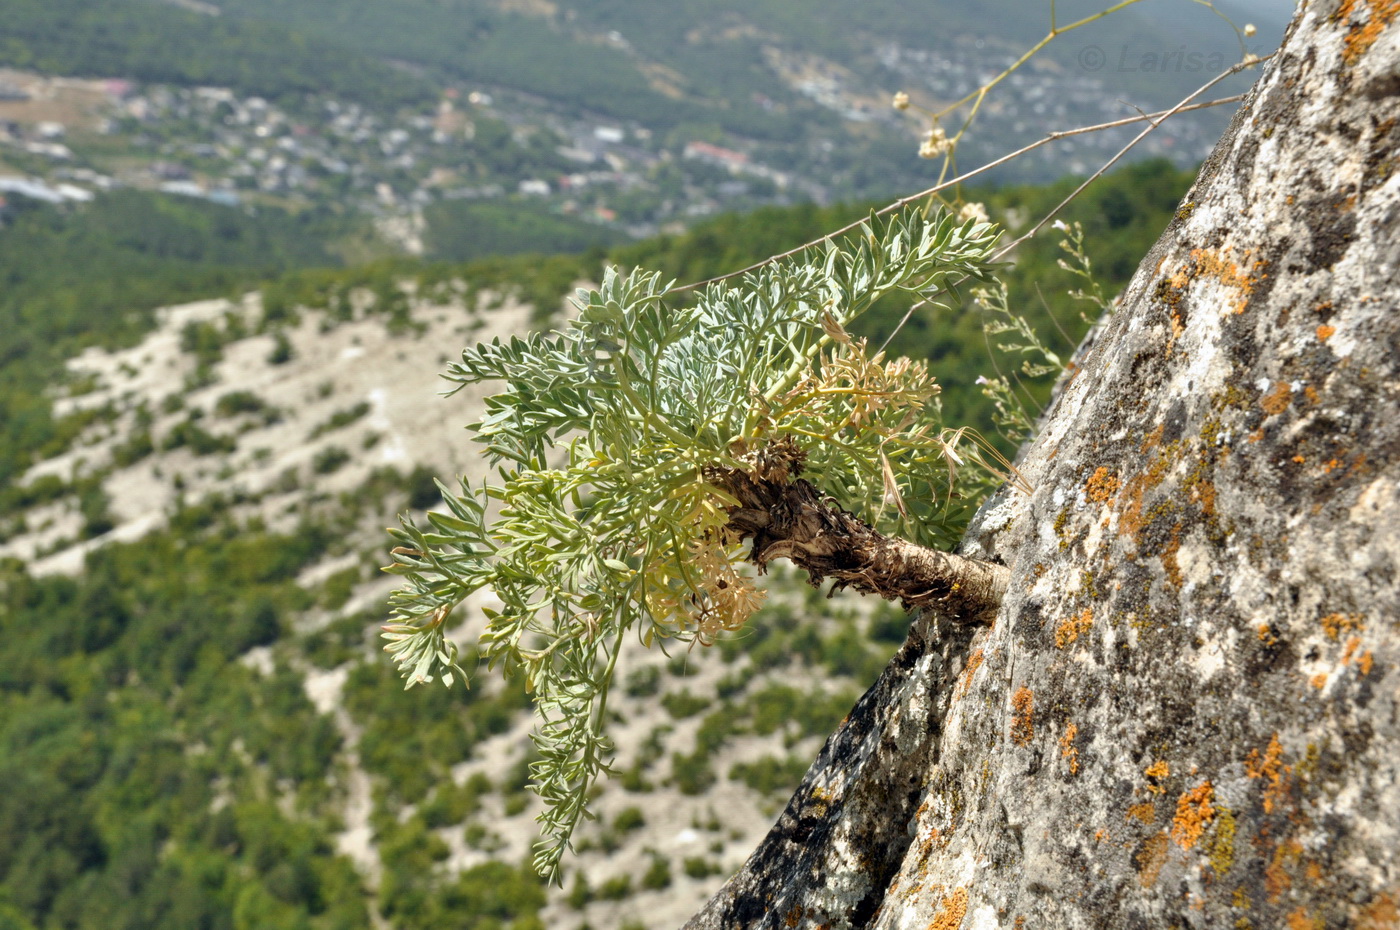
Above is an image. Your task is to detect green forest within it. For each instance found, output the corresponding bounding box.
[0,157,1194,929]
[0,0,433,109]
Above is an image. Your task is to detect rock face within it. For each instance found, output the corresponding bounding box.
[685,4,1400,928]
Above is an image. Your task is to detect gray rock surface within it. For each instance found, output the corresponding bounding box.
[685,3,1400,927]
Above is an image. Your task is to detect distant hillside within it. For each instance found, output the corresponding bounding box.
[207,0,1276,129]
[0,0,433,108]
[0,0,1285,199]
[0,189,353,494]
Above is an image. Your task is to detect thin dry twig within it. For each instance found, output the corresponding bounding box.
[872,54,1272,353]
[669,91,1248,297]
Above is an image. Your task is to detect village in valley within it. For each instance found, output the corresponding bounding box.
[0,31,1225,252]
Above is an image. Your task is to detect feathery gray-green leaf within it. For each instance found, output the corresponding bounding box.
[383,209,1004,880]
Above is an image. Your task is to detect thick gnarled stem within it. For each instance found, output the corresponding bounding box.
[711,466,1008,624]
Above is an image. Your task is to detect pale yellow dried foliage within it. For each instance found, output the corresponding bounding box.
[772,338,940,434]
[639,504,766,644]
[687,536,767,640]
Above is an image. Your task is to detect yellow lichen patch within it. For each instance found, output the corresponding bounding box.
[1246,733,1288,814]
[1135,833,1170,888]
[1011,687,1034,746]
[1171,781,1216,849]
[1127,802,1156,824]
[929,887,968,930]
[1086,466,1120,504]
[1209,807,1237,874]
[1060,723,1081,775]
[1336,0,1400,63]
[1261,381,1292,415]
[1055,608,1094,648]
[1145,759,1171,794]
[1320,612,1363,640]
[1257,623,1278,646]
[1316,324,1336,342]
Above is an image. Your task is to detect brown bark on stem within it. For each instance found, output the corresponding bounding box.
[710,466,1008,623]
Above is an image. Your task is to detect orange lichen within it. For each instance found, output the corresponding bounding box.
[1145,759,1171,794]
[785,905,804,927]
[1266,839,1304,900]
[1246,733,1288,813]
[1171,781,1216,849]
[1316,324,1336,342]
[1127,802,1156,824]
[1336,0,1400,63]
[1257,623,1277,645]
[1011,688,1035,746]
[1287,907,1323,930]
[1339,636,1376,675]
[1160,522,1185,587]
[1320,612,1363,640]
[956,648,984,698]
[1135,833,1170,888]
[929,887,968,930]
[1261,381,1292,415]
[1190,478,1217,517]
[1358,892,1399,930]
[1060,723,1081,775]
[1085,466,1120,503]
[1310,672,1329,689]
[1055,608,1094,648]
[1183,246,1267,315]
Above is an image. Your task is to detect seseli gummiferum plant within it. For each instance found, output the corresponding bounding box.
[382,209,1015,880]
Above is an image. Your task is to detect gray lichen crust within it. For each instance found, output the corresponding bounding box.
[685,3,1400,927]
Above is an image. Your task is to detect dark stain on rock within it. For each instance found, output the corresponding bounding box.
[1245,627,1297,679]
[1159,399,1189,446]
[1303,195,1359,270]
